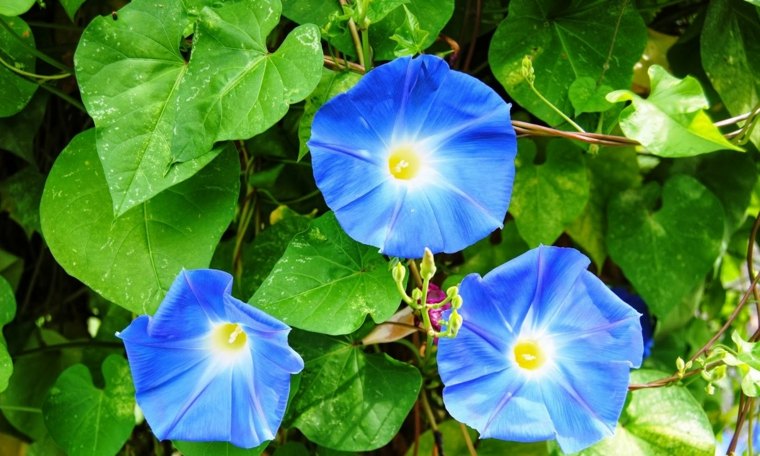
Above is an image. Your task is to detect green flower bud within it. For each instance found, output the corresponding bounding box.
[420,247,436,280]
[521,56,535,85]
[392,262,406,284]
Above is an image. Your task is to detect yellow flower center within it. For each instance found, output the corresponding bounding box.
[212,323,248,353]
[388,146,421,180]
[513,339,545,370]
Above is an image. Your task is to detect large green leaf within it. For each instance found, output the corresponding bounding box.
[0,15,37,117]
[701,0,760,148]
[43,355,135,456]
[290,331,421,451]
[282,0,454,61]
[696,151,757,234]
[75,0,321,216]
[0,0,35,16]
[607,174,724,318]
[0,276,15,393]
[170,1,323,163]
[579,370,714,456]
[607,65,742,157]
[250,212,400,335]
[488,0,646,125]
[566,147,641,269]
[40,129,238,315]
[509,139,589,247]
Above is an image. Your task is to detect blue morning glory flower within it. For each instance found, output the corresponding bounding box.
[117,269,304,448]
[612,287,654,359]
[308,55,517,259]
[437,246,643,453]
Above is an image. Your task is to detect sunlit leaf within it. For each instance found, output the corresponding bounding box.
[40,129,238,315]
[43,355,135,456]
[607,65,743,157]
[579,370,715,456]
[489,0,646,125]
[250,212,400,335]
[0,1,34,18]
[290,331,421,451]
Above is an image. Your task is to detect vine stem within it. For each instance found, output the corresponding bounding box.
[338,0,365,69]
[323,55,365,74]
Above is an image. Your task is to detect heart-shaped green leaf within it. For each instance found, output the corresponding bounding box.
[579,369,715,456]
[566,147,641,269]
[607,65,743,157]
[488,0,646,125]
[0,276,15,393]
[249,212,400,335]
[607,174,724,318]
[40,129,238,315]
[290,331,421,451]
[510,139,589,247]
[0,15,37,117]
[43,355,135,456]
[170,1,323,163]
[75,0,321,216]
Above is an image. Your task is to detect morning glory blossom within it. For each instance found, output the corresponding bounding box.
[308,54,517,259]
[437,246,643,453]
[118,269,304,448]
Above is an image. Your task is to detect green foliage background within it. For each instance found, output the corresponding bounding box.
[1,0,759,455]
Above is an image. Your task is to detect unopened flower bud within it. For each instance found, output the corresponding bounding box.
[521,56,535,84]
[411,288,423,302]
[392,262,406,284]
[420,247,436,280]
[452,295,463,310]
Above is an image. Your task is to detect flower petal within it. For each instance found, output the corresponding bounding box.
[147,269,231,336]
[540,360,632,453]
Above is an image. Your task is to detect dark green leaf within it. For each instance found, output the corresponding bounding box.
[40,129,239,315]
[290,331,421,451]
[250,212,400,335]
[0,15,37,117]
[43,355,135,456]
[1,166,45,237]
[696,151,757,233]
[701,0,760,148]
[174,440,267,456]
[298,69,361,161]
[489,0,646,125]
[566,147,641,269]
[0,249,23,290]
[510,139,589,247]
[0,330,81,440]
[607,65,742,157]
[479,440,549,456]
[457,221,528,277]
[60,0,87,21]
[579,370,714,455]
[607,174,724,318]
[0,91,46,164]
[0,277,15,393]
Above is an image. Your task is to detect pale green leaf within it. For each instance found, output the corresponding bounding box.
[0,0,34,17]
[606,65,742,157]
[579,370,714,456]
[568,77,614,116]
